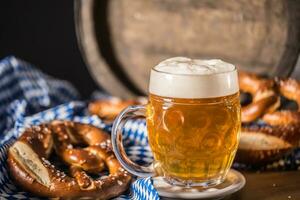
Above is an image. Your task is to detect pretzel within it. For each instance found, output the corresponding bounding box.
[89,97,146,121]
[236,124,300,164]
[237,74,300,164]
[262,78,300,126]
[239,71,280,123]
[7,121,131,199]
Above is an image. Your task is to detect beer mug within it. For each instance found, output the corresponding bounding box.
[112,57,241,187]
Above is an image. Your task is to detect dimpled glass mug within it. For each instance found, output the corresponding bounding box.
[112,57,241,187]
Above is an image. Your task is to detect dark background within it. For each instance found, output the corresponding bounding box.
[0,0,98,97]
[0,0,299,98]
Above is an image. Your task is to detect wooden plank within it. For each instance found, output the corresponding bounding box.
[109,0,299,94]
[162,171,300,199]
[76,0,300,97]
[228,171,300,199]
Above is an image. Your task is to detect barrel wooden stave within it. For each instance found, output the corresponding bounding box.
[76,0,300,97]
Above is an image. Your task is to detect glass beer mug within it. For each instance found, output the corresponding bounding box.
[112,57,241,187]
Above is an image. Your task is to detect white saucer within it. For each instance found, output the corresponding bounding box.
[152,169,246,199]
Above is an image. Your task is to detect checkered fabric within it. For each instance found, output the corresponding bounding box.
[0,56,299,200]
[0,56,158,200]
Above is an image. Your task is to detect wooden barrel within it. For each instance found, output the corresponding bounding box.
[75,0,300,98]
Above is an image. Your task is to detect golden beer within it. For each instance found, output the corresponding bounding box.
[146,93,241,184]
[112,57,241,187]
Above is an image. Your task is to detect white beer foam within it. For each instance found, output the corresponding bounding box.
[149,57,239,98]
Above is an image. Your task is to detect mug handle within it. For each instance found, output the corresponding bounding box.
[111,105,154,177]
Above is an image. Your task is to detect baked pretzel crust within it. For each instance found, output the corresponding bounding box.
[7,121,131,199]
[89,98,143,122]
[239,71,280,123]
[238,73,300,165]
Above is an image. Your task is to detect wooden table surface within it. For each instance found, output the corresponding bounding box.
[227,171,300,200]
[163,171,300,200]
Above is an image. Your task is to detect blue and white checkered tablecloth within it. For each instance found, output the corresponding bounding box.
[0,56,158,200]
[0,56,299,200]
